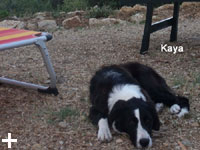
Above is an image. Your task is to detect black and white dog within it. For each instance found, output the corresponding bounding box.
[89,62,189,148]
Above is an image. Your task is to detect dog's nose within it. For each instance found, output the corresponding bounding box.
[139,138,149,148]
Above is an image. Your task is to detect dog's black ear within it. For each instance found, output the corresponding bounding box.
[147,102,160,131]
[152,109,160,131]
[108,100,127,124]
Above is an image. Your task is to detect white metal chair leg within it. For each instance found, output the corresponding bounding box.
[35,40,57,88]
[0,38,58,95]
[0,29,58,95]
[35,40,58,95]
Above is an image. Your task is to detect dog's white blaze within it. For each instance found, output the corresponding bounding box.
[108,84,146,112]
[134,109,152,148]
[98,118,112,141]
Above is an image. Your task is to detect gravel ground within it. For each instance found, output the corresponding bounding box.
[0,3,200,150]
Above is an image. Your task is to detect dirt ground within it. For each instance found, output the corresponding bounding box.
[0,2,200,150]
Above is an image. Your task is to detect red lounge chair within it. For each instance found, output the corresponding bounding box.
[0,27,58,95]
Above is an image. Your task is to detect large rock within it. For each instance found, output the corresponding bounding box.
[89,18,126,27]
[66,10,86,18]
[62,16,83,29]
[0,20,25,29]
[26,22,38,30]
[56,11,87,26]
[116,5,146,20]
[130,13,145,23]
[34,12,52,20]
[37,20,58,31]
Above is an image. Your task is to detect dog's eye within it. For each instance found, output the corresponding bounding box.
[144,118,151,125]
[129,118,138,126]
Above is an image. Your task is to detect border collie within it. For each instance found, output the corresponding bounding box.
[89,62,189,148]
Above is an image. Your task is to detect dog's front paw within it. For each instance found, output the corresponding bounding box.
[98,118,112,141]
[170,104,181,114]
[98,126,112,141]
[155,103,164,112]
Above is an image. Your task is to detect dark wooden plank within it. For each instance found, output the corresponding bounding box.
[151,17,174,33]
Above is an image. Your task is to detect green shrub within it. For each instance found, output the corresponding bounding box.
[0,0,53,17]
[61,0,88,12]
[87,5,113,18]
[0,10,9,19]
[50,0,64,9]
[0,0,116,17]
[87,0,120,8]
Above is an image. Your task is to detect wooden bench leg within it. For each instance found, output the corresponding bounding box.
[140,3,153,54]
[170,2,180,42]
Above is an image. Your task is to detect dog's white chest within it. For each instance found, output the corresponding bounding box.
[108,84,146,112]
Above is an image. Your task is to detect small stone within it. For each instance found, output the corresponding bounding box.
[191,122,199,127]
[182,139,192,147]
[116,138,123,143]
[163,142,169,146]
[31,144,42,150]
[59,141,64,145]
[58,121,67,128]
[172,85,181,89]
[183,92,190,95]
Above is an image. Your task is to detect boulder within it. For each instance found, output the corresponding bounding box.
[116,5,146,20]
[16,21,26,29]
[34,12,52,20]
[66,10,86,18]
[37,20,58,31]
[0,20,25,29]
[62,16,83,29]
[130,13,145,23]
[89,18,126,27]
[26,22,38,30]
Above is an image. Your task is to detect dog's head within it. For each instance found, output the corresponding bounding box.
[109,98,160,148]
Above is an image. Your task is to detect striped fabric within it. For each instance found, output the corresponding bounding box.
[0,27,41,44]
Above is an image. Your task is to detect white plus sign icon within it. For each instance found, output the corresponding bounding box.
[2,133,17,148]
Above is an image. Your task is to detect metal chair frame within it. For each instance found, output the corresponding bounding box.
[0,32,59,95]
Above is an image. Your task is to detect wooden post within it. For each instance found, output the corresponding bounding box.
[170,2,180,42]
[140,2,153,54]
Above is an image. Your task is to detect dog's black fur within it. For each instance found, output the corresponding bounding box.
[89,62,189,148]
[121,62,190,109]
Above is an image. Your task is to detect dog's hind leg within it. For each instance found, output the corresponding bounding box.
[170,96,189,117]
